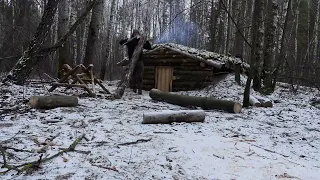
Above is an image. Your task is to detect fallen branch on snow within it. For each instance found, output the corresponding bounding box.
[0,134,87,175]
[118,138,152,146]
[247,143,289,158]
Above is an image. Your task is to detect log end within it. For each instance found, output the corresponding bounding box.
[29,96,39,109]
[233,103,242,113]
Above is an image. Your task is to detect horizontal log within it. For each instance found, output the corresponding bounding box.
[173,66,213,71]
[144,62,199,67]
[173,81,212,87]
[149,89,242,113]
[249,95,262,107]
[173,70,213,76]
[29,95,78,109]
[144,54,187,59]
[143,79,155,84]
[142,110,205,124]
[144,66,155,70]
[143,76,155,81]
[254,95,273,107]
[173,77,213,82]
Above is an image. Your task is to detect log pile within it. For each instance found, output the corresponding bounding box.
[48,64,110,97]
[149,89,242,113]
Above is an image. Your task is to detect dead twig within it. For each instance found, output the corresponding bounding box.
[118,138,152,146]
[153,131,173,134]
[89,158,119,172]
[212,153,224,159]
[0,134,87,175]
[247,143,289,158]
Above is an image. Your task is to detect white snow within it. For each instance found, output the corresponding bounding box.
[0,75,320,180]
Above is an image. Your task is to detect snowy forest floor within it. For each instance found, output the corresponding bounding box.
[0,74,320,180]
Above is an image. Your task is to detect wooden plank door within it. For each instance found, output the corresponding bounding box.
[155,66,173,92]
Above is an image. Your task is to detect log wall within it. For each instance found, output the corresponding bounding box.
[142,50,214,91]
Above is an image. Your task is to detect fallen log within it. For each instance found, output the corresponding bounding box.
[29,95,78,109]
[254,95,273,107]
[249,95,262,107]
[149,89,242,113]
[143,110,205,124]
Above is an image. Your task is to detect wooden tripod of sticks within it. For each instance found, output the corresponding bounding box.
[48,64,110,97]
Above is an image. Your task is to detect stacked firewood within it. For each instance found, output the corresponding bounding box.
[48,64,110,97]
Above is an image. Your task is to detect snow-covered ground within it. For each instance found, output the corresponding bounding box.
[0,74,320,180]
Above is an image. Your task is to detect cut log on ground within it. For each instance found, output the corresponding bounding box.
[29,95,78,109]
[143,110,205,124]
[249,95,262,107]
[254,95,273,107]
[113,35,146,99]
[149,89,242,113]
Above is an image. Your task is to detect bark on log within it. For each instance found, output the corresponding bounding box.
[249,95,262,107]
[113,35,146,99]
[149,89,242,113]
[142,110,205,124]
[29,95,78,109]
[254,95,273,107]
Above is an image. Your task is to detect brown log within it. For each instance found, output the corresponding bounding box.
[29,95,78,109]
[144,54,186,59]
[173,70,212,76]
[149,89,242,113]
[94,79,111,94]
[114,35,146,99]
[142,110,205,124]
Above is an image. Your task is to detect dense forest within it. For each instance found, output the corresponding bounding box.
[0,0,319,90]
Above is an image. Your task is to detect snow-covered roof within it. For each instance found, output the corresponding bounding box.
[144,43,250,71]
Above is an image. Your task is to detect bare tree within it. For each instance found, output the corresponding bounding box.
[2,0,61,85]
[243,0,264,107]
[83,0,102,66]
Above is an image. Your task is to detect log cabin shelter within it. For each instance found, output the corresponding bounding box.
[142,43,249,92]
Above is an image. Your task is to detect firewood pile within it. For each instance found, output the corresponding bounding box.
[48,64,110,97]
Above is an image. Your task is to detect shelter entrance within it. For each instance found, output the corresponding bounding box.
[155,66,173,92]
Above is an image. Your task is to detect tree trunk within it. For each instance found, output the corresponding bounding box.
[57,0,70,78]
[100,0,116,80]
[2,0,97,85]
[272,0,292,90]
[149,89,242,113]
[83,0,102,67]
[142,110,205,124]
[210,0,221,52]
[262,0,278,93]
[243,0,264,107]
[2,0,61,85]
[29,95,78,109]
[252,0,265,91]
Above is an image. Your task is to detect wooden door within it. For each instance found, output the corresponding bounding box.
[155,66,173,92]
